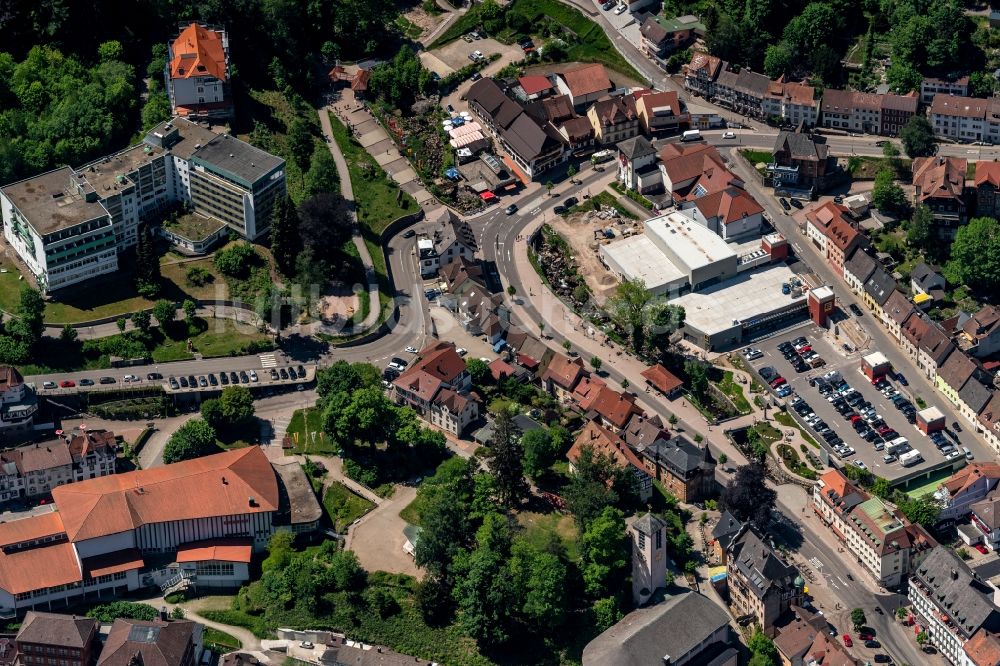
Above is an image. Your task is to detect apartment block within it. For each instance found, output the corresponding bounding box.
[15,612,99,666]
[921,76,970,104]
[1,118,285,292]
[813,469,935,587]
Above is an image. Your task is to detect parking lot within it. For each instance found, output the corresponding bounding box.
[746,324,966,483]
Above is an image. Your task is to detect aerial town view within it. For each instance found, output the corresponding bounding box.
[4,0,1000,665]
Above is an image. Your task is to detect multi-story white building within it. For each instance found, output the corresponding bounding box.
[813,469,935,587]
[921,76,970,105]
[930,95,991,142]
[1,118,285,292]
[909,546,1000,666]
[14,430,118,498]
[0,446,318,618]
[165,23,232,120]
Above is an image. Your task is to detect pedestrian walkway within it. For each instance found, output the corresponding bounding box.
[258,353,278,368]
[143,595,262,651]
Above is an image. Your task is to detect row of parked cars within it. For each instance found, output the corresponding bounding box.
[43,373,164,389]
[778,337,825,371]
[790,394,847,453]
[167,365,306,390]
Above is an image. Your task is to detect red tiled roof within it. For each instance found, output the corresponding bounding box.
[931,94,988,119]
[488,358,516,382]
[640,364,683,394]
[81,549,145,578]
[566,421,646,473]
[541,353,585,391]
[0,512,65,547]
[693,186,764,225]
[573,375,607,411]
[519,75,553,96]
[825,216,861,252]
[965,628,1000,666]
[176,539,252,563]
[405,341,467,384]
[0,541,82,595]
[589,387,642,429]
[52,446,278,542]
[169,23,227,82]
[913,156,967,203]
[976,160,1000,188]
[559,63,611,97]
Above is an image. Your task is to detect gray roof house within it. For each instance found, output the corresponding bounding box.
[909,546,1000,651]
[910,262,946,299]
[582,589,734,666]
[960,378,994,419]
[725,526,803,636]
[863,267,898,310]
[844,246,878,291]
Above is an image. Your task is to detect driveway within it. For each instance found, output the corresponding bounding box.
[345,484,421,577]
[430,38,522,73]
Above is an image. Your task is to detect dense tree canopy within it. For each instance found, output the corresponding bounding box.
[163,419,219,464]
[901,116,937,158]
[721,463,777,528]
[945,217,1000,294]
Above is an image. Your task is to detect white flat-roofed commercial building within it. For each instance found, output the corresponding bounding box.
[672,264,809,350]
[645,211,738,290]
[600,235,688,296]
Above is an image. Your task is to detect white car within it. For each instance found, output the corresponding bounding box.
[852,459,867,470]
[456,347,468,356]
[405,346,418,354]
[249,370,258,382]
[743,348,763,360]
[123,374,139,383]
[471,50,484,60]
[722,131,736,139]
[613,3,628,14]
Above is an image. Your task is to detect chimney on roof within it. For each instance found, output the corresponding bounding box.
[249,496,256,507]
[222,476,228,485]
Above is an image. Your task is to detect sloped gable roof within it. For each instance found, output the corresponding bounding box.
[169,23,227,81]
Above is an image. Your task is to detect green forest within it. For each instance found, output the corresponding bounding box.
[0,0,408,184]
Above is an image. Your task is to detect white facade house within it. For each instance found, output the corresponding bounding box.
[165,23,232,120]
[0,366,37,438]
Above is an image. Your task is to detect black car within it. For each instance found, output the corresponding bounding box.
[391,357,408,368]
[865,640,880,649]
[296,365,306,378]
[563,197,578,208]
[239,371,249,383]
[849,303,864,317]
[553,205,567,215]
[789,198,803,209]
[79,378,95,386]
[146,372,163,380]
[100,376,116,384]
[186,375,195,387]
[954,421,963,432]
[873,655,890,664]
[179,376,189,387]
[383,367,399,380]
[778,197,791,211]
[220,372,230,385]
[229,371,239,384]
[505,204,518,215]
[403,229,416,238]
[279,368,289,380]
[759,366,777,381]
[470,71,481,81]
[208,374,218,386]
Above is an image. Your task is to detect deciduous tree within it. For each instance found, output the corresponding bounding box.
[163,419,219,464]
[152,300,175,327]
[945,217,1000,293]
[581,506,627,598]
[720,463,777,528]
[901,116,937,158]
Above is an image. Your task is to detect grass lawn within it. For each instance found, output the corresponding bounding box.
[717,371,752,414]
[847,155,912,181]
[287,408,338,454]
[0,253,229,324]
[151,318,273,362]
[774,411,818,448]
[398,491,425,526]
[323,481,376,531]
[203,627,242,652]
[326,112,417,236]
[753,422,782,442]
[517,511,581,562]
[395,15,424,39]
[740,149,774,166]
[159,257,229,301]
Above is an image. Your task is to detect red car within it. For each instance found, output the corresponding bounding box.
[976,543,989,554]
[58,380,75,388]
[771,377,787,387]
[798,345,812,354]
[842,634,853,648]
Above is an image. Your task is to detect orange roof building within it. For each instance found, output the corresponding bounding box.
[166,23,233,119]
[0,446,317,616]
[567,421,652,500]
[640,364,684,396]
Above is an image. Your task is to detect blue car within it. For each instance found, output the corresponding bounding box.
[895,372,908,386]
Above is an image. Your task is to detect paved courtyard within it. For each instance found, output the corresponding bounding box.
[346,484,421,578]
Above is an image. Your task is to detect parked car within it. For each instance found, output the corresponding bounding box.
[842,635,853,648]
[179,376,189,388]
[79,378,94,386]
[147,372,163,380]
[849,303,864,317]
[954,421,963,432]
[169,377,179,389]
[100,376,116,385]
[405,346,418,353]
[279,368,289,380]
[722,131,736,139]
[789,198,803,209]
[42,381,56,389]
[59,380,75,388]
[895,372,908,386]
[198,376,208,387]
[976,543,989,554]
[601,0,614,8]
[208,374,218,386]
[403,229,416,238]
[613,3,628,13]
[779,197,791,211]
[296,365,306,378]
[553,205,567,215]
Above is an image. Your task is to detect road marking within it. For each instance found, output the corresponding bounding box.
[259,353,278,368]
[810,557,824,570]
[530,207,542,215]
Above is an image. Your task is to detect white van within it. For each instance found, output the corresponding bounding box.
[681,129,702,142]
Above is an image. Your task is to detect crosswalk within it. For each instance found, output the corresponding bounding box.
[259,353,278,368]
[264,414,292,446]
